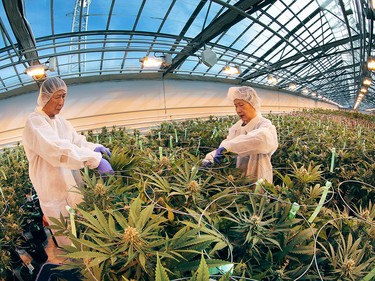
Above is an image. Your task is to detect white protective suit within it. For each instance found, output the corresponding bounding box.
[22,107,102,245]
[204,113,278,183]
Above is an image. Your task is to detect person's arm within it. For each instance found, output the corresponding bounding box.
[23,116,101,170]
[66,120,98,150]
[202,121,240,163]
[67,119,111,156]
[203,150,217,163]
[220,124,278,156]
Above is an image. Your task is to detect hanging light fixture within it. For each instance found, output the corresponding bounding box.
[140,56,163,67]
[140,53,172,68]
[24,57,57,80]
[354,90,366,110]
[363,76,372,86]
[354,100,361,110]
[267,75,278,84]
[288,83,297,91]
[367,0,375,19]
[360,86,368,93]
[24,64,47,80]
[222,64,241,75]
[367,56,375,71]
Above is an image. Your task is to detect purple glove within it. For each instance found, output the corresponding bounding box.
[199,161,212,171]
[97,159,114,176]
[95,145,112,157]
[213,147,226,164]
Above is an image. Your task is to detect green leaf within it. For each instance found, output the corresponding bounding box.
[93,204,111,234]
[191,253,210,281]
[129,197,142,226]
[136,203,154,230]
[112,210,129,230]
[76,207,105,233]
[208,241,228,255]
[70,237,111,253]
[155,253,170,281]
[139,253,147,271]
[64,250,110,260]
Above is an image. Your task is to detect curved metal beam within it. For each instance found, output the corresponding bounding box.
[210,0,345,100]
[162,0,275,76]
[242,35,362,81]
[2,0,40,65]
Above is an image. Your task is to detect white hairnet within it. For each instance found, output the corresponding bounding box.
[227,86,261,111]
[37,77,67,107]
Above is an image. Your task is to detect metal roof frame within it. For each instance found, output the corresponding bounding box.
[0,0,373,109]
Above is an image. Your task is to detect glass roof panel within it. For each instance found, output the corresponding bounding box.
[219,20,255,50]
[160,4,194,35]
[0,0,373,109]
[136,1,170,32]
[174,2,208,38]
[110,1,143,30]
[84,1,113,30]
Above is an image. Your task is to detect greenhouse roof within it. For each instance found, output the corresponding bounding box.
[0,0,374,110]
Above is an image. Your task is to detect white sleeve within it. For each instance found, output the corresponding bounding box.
[203,122,239,163]
[23,116,101,170]
[203,149,217,163]
[220,125,278,156]
[66,120,99,151]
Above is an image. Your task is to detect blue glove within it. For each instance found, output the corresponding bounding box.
[199,161,212,171]
[95,145,112,157]
[97,159,114,176]
[213,147,226,164]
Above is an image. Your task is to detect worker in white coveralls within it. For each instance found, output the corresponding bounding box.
[22,77,114,246]
[202,86,278,183]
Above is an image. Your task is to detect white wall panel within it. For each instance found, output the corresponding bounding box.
[0,78,338,147]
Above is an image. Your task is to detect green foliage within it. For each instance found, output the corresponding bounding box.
[317,223,375,280]
[0,109,374,280]
[155,252,232,281]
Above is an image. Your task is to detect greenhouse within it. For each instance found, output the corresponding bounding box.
[0,0,374,281]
